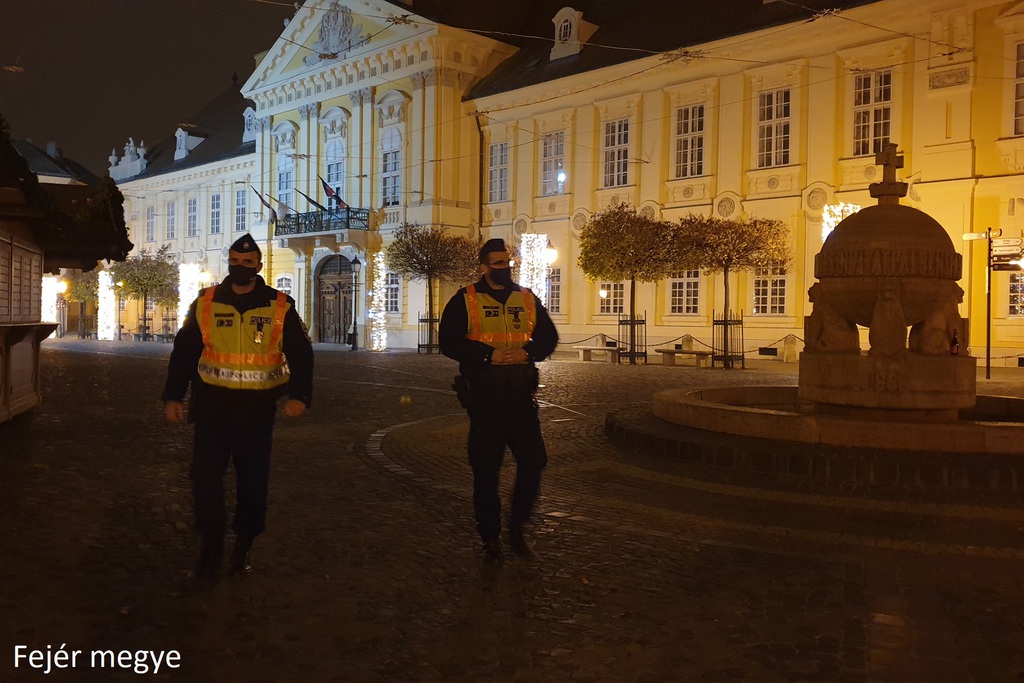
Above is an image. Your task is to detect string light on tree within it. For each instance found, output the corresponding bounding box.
[41,276,65,329]
[97,270,117,340]
[822,202,861,242]
[368,252,388,351]
[519,233,551,306]
[177,263,204,330]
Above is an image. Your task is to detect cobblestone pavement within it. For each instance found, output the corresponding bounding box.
[3,339,1024,682]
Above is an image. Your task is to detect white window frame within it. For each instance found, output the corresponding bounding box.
[235,189,247,232]
[602,118,629,188]
[546,267,561,314]
[674,105,705,179]
[277,159,294,216]
[752,261,788,315]
[145,206,155,242]
[541,132,565,196]
[187,197,198,238]
[165,202,176,240]
[385,272,401,313]
[756,88,791,169]
[488,142,508,203]
[275,274,293,296]
[1010,272,1024,316]
[669,270,701,314]
[210,193,221,235]
[599,282,624,314]
[853,69,892,157]
[382,127,401,208]
[326,138,345,188]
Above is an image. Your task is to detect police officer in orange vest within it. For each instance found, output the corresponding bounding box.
[439,238,559,563]
[163,234,313,580]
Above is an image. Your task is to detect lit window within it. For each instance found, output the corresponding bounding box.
[146,206,155,242]
[753,261,787,315]
[275,275,293,296]
[1010,272,1024,315]
[853,70,891,156]
[488,142,508,203]
[1016,44,1024,136]
[670,270,700,314]
[599,282,624,314]
[757,88,791,168]
[541,132,565,196]
[674,105,704,179]
[603,119,629,188]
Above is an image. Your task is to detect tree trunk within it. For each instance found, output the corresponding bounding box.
[629,276,637,365]
[142,292,149,340]
[427,275,435,353]
[722,265,731,369]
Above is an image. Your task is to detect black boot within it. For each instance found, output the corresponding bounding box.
[195,535,224,580]
[508,526,536,560]
[229,537,253,575]
[481,537,503,565]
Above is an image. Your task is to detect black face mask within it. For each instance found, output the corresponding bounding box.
[488,266,513,287]
[228,264,259,286]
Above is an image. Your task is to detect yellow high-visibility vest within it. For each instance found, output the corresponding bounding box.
[464,284,537,349]
[195,288,290,390]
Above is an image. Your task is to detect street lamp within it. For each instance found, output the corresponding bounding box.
[350,256,361,351]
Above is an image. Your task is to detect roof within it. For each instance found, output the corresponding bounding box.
[133,79,255,180]
[388,0,884,101]
[12,139,99,185]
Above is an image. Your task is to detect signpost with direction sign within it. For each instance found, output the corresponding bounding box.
[962,228,1019,378]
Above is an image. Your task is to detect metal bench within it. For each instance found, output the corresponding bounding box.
[573,345,624,363]
[655,348,712,367]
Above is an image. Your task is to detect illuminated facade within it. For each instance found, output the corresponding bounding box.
[111,0,1024,360]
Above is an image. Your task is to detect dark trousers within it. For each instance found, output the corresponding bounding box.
[467,400,548,541]
[191,404,276,541]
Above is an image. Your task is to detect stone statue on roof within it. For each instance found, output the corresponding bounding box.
[304,2,363,65]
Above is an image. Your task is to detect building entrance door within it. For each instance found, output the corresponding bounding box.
[316,255,354,344]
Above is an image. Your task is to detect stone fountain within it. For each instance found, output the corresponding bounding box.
[641,144,1024,488]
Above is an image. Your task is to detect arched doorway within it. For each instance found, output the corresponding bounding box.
[316,255,354,344]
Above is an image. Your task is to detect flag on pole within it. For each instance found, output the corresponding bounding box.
[319,175,349,209]
[297,188,329,213]
[251,185,276,222]
[266,193,297,218]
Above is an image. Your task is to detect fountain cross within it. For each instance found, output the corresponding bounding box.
[868,142,908,204]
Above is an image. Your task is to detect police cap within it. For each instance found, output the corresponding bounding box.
[479,238,506,262]
[229,233,262,257]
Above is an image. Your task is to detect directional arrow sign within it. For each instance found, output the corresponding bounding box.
[992,238,1023,247]
[963,232,989,240]
[992,245,1024,255]
[992,254,1021,262]
[992,263,1024,272]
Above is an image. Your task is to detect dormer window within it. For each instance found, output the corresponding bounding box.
[550,7,597,61]
[173,127,206,161]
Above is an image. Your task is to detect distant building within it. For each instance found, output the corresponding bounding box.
[112,0,1024,360]
[13,139,98,186]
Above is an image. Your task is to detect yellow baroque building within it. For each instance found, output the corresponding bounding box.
[117,0,1024,362]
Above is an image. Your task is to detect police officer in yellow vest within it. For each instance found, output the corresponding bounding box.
[163,233,313,580]
[439,238,559,563]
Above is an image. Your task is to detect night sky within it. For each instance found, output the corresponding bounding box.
[0,0,294,176]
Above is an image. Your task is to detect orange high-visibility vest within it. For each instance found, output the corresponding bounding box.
[195,287,290,390]
[464,284,537,349]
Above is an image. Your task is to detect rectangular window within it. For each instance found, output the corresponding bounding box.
[599,282,624,314]
[853,70,891,156]
[602,119,629,187]
[165,202,176,240]
[235,190,247,232]
[275,275,293,296]
[210,193,221,235]
[145,298,155,312]
[1016,44,1024,136]
[278,170,294,215]
[145,206,155,242]
[385,272,401,313]
[757,88,791,168]
[541,132,565,196]
[753,261,787,315]
[327,160,344,185]
[674,105,705,179]
[670,270,701,314]
[546,267,561,314]
[383,150,401,207]
[187,197,198,237]
[1010,273,1024,316]
[487,142,508,203]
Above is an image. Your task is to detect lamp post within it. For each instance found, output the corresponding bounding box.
[350,256,361,351]
[116,281,124,340]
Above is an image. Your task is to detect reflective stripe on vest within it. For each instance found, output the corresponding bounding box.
[464,284,536,347]
[196,288,290,390]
